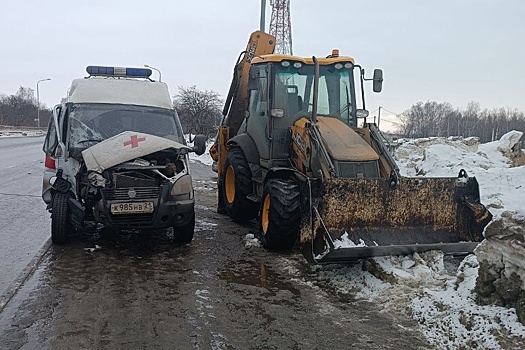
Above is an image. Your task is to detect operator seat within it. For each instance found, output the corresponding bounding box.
[285,85,300,117]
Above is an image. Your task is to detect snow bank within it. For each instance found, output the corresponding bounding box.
[0,128,45,138]
[497,131,525,167]
[394,131,525,219]
[193,131,525,347]
[409,254,525,349]
[475,212,525,325]
[317,250,525,349]
[395,131,525,326]
[317,131,525,348]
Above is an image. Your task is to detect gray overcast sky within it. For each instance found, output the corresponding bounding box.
[1,0,524,129]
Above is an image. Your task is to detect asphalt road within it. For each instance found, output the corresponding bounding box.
[0,139,432,350]
[0,136,50,298]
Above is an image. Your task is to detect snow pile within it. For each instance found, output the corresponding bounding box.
[497,131,525,167]
[243,233,262,248]
[475,212,525,326]
[316,261,391,300]
[0,128,45,137]
[191,131,525,347]
[394,131,525,324]
[319,131,525,348]
[332,232,367,249]
[317,250,525,349]
[397,130,525,330]
[409,255,525,349]
[394,131,525,219]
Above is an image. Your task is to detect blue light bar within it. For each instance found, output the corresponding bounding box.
[86,66,152,78]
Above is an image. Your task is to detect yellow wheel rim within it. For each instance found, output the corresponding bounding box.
[225,165,235,204]
[262,194,271,233]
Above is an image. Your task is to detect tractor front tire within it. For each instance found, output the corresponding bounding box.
[259,178,301,250]
[222,148,258,223]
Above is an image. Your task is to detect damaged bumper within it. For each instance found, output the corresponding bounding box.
[69,182,194,231]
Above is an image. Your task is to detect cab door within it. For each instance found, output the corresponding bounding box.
[245,66,271,162]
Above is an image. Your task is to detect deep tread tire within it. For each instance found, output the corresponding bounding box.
[173,213,195,244]
[51,192,71,244]
[222,148,258,223]
[259,178,301,250]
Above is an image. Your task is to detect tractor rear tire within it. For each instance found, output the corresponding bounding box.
[259,178,301,250]
[51,192,72,244]
[222,147,258,223]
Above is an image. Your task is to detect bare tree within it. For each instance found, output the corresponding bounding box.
[0,87,36,126]
[401,101,455,138]
[456,101,481,137]
[0,86,53,127]
[173,86,222,138]
[400,100,525,142]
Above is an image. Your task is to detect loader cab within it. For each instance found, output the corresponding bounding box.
[246,55,359,162]
[272,60,358,126]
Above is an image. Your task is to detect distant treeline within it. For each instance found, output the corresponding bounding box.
[398,101,525,143]
[0,86,52,128]
[2,85,524,144]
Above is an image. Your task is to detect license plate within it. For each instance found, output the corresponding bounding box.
[110,202,154,215]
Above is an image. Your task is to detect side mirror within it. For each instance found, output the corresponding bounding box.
[192,134,207,155]
[356,109,369,119]
[373,69,383,93]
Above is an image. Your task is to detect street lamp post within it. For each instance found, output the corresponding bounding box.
[144,64,161,82]
[36,78,51,128]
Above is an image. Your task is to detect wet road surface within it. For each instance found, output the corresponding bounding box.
[0,152,432,349]
[0,136,49,297]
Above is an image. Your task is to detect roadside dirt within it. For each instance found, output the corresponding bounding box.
[0,182,433,349]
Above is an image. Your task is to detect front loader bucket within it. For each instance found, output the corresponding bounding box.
[300,173,492,264]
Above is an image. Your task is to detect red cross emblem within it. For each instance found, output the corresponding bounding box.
[123,135,146,148]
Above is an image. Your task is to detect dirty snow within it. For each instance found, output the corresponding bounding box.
[394,131,525,219]
[189,130,525,348]
[243,233,262,248]
[0,128,45,138]
[319,131,525,349]
[332,232,368,249]
[409,255,525,349]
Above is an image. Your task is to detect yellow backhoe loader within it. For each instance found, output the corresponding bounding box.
[210,31,492,264]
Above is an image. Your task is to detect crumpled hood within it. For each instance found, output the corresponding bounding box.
[82,131,189,172]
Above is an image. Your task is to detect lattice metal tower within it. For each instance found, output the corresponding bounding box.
[269,0,293,55]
